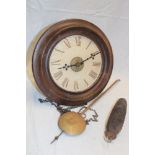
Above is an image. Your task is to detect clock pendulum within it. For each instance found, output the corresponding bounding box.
[51,79,120,144]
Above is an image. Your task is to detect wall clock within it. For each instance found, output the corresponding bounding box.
[27,19,113,106]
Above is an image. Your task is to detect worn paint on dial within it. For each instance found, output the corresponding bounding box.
[49,35,103,92]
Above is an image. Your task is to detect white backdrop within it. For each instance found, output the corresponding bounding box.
[26,0,129,155]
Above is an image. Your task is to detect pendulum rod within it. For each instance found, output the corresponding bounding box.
[79,79,120,115]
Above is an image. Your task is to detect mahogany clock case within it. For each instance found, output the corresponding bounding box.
[29,19,113,106]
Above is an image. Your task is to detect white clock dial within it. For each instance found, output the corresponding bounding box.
[49,35,103,92]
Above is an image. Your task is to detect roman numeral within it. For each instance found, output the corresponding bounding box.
[86,41,92,50]
[54,71,63,80]
[51,60,61,65]
[92,62,101,66]
[74,81,79,91]
[89,70,98,79]
[84,79,89,86]
[75,36,81,46]
[62,78,69,88]
[55,48,65,53]
[64,39,71,48]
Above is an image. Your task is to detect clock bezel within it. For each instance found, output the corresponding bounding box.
[32,19,113,106]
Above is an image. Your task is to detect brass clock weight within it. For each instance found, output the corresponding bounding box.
[27,19,127,144]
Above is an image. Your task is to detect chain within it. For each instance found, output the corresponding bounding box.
[39,98,99,144]
[78,106,99,125]
[38,98,82,114]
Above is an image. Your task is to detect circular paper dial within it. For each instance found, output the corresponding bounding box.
[49,35,103,92]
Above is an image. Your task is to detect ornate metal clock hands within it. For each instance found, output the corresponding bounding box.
[58,51,101,70]
[57,63,77,70]
[50,79,120,144]
[80,51,101,64]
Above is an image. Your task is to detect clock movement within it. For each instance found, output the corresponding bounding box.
[27,19,113,106]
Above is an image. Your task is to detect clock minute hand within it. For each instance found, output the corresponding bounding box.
[80,51,101,65]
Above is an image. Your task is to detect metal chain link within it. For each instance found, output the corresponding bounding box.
[38,98,81,114]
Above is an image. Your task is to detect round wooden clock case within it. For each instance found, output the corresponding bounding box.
[27,19,113,106]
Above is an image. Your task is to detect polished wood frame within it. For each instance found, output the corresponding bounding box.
[32,19,113,106]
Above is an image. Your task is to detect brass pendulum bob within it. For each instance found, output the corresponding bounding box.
[58,111,86,135]
[51,79,120,143]
[58,79,120,135]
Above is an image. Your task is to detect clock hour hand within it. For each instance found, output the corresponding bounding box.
[58,63,77,70]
